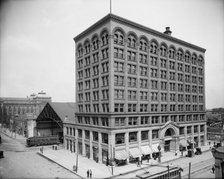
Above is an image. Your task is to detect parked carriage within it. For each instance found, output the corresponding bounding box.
[26,135,60,147]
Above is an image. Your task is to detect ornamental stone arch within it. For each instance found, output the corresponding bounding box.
[160,121,180,139]
[100,28,109,46]
[112,27,126,37]
[126,31,138,41]
[139,35,149,44]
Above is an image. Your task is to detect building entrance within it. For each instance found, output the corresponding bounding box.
[164,140,171,152]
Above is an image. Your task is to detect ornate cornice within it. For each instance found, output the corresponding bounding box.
[74,13,206,53]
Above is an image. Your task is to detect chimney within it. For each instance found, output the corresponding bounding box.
[164,27,172,36]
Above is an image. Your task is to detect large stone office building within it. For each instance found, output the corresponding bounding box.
[64,14,206,165]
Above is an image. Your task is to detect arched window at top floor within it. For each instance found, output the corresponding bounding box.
[77,44,83,57]
[150,40,158,55]
[139,37,148,52]
[127,33,137,49]
[184,51,191,63]
[101,29,109,46]
[168,46,176,59]
[84,40,91,55]
[191,53,197,65]
[198,55,204,66]
[114,29,124,45]
[92,35,99,51]
[160,43,168,57]
[177,48,184,61]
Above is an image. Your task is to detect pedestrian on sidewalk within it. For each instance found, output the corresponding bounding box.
[89,169,92,178]
[87,169,89,178]
[212,166,215,173]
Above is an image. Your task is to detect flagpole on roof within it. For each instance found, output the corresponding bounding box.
[110,0,112,14]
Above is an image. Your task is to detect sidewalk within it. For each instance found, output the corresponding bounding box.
[38,144,211,179]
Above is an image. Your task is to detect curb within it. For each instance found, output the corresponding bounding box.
[37,152,85,179]
[105,148,211,179]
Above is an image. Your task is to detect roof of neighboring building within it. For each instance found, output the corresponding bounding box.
[49,102,76,122]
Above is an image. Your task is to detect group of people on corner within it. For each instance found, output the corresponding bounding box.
[87,169,92,178]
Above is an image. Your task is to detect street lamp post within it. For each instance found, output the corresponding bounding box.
[158,144,161,163]
[75,143,79,172]
[167,164,170,179]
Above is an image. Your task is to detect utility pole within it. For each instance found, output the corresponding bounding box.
[188,162,191,179]
[167,165,170,179]
[111,144,114,175]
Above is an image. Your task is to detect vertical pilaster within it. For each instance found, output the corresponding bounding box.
[138,130,141,148]
[191,125,194,148]
[184,126,187,140]
[90,131,93,159]
[98,132,102,163]
[149,129,152,146]
[75,128,78,154]
[82,130,86,156]
[204,124,207,145]
[125,132,129,163]
[198,125,201,147]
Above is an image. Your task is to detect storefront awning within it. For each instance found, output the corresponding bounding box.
[140,145,153,155]
[129,148,142,158]
[115,150,129,160]
[179,139,189,147]
[187,140,196,144]
[151,144,159,153]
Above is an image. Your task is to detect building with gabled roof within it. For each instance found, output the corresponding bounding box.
[35,102,75,140]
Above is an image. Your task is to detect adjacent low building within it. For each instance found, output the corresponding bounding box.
[36,102,76,141]
[0,91,51,136]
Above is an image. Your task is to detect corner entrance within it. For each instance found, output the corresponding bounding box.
[160,121,179,153]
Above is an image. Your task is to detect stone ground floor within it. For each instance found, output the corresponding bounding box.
[64,120,207,165]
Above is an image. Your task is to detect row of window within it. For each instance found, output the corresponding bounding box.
[113,76,204,91]
[77,30,109,57]
[113,29,204,65]
[77,102,204,113]
[115,47,203,68]
[77,48,109,69]
[74,115,205,128]
[66,125,205,145]
[1,105,42,116]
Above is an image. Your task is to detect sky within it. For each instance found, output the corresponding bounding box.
[0,0,224,109]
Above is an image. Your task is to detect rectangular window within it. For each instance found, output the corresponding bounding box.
[93,131,98,141]
[152,130,159,139]
[140,104,148,112]
[141,116,149,125]
[128,103,137,112]
[101,117,109,126]
[115,117,125,126]
[114,89,124,99]
[92,117,99,125]
[102,133,108,144]
[115,133,125,144]
[141,131,148,141]
[128,117,138,125]
[114,103,124,112]
[129,132,137,142]
[85,130,90,139]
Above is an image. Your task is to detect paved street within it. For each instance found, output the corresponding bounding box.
[0,130,216,179]
[0,132,78,179]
